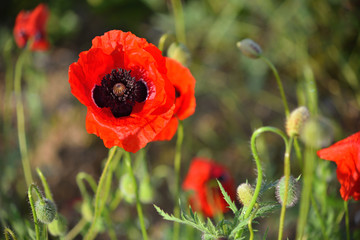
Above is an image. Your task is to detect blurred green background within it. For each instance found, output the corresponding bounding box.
[1,0,360,239]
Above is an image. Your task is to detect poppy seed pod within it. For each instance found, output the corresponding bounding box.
[286,106,310,137]
[236,183,254,207]
[48,214,68,236]
[236,39,262,59]
[276,176,299,208]
[300,116,333,148]
[35,198,57,224]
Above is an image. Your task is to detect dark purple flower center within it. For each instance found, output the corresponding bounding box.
[92,68,148,118]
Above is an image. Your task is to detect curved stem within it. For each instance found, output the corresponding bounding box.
[260,56,290,117]
[170,0,186,44]
[244,127,289,219]
[278,136,294,240]
[28,184,45,240]
[14,49,33,187]
[84,146,118,240]
[64,217,87,240]
[124,152,148,240]
[4,227,17,240]
[173,121,184,240]
[344,200,350,240]
[76,172,98,200]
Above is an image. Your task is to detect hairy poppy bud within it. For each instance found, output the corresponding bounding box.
[120,173,136,203]
[236,183,254,207]
[286,106,310,137]
[167,42,191,67]
[48,214,68,236]
[276,176,299,208]
[35,198,57,224]
[236,39,262,59]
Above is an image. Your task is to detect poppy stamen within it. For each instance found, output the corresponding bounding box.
[92,68,148,118]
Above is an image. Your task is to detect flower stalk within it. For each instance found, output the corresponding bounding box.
[84,146,118,240]
[344,200,350,240]
[173,121,184,240]
[124,152,148,240]
[171,0,186,44]
[277,136,294,240]
[244,127,288,219]
[14,49,33,187]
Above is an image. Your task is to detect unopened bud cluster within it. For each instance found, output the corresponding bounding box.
[286,106,310,137]
[236,183,254,207]
[276,176,299,208]
[236,39,262,59]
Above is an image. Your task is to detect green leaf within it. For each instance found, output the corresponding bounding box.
[217,179,238,213]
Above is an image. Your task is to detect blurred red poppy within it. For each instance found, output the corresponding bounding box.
[317,132,360,201]
[13,4,50,51]
[182,158,236,217]
[153,57,196,141]
[69,30,175,153]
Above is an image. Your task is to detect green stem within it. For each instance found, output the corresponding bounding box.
[296,147,316,239]
[3,39,14,145]
[244,127,288,219]
[64,217,87,240]
[124,152,148,240]
[14,49,34,187]
[260,56,290,117]
[277,137,294,240]
[170,0,186,44]
[173,121,184,240]
[310,194,329,240]
[248,204,258,240]
[36,168,54,202]
[28,184,45,240]
[158,33,170,52]
[4,227,17,240]
[344,200,350,240]
[84,146,118,240]
[76,172,98,199]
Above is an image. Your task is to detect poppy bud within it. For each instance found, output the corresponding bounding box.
[35,198,57,224]
[48,214,68,236]
[275,176,299,208]
[120,173,136,203]
[286,106,310,137]
[236,39,262,59]
[167,42,191,67]
[236,183,254,207]
[139,176,154,204]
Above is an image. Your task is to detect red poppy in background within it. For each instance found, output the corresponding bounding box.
[69,30,176,153]
[182,157,236,217]
[317,132,360,201]
[13,4,50,51]
[153,57,196,141]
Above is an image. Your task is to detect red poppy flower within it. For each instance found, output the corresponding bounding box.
[153,57,196,141]
[13,4,50,51]
[317,132,360,201]
[69,30,175,153]
[182,157,236,217]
